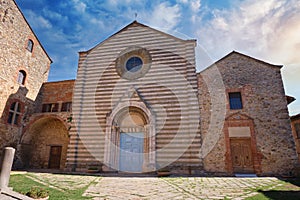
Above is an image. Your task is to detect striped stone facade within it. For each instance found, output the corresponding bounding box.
[67,21,202,173]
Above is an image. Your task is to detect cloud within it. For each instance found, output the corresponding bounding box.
[195,0,300,114]
[147,2,181,31]
[190,0,201,13]
[23,10,52,29]
[16,0,300,114]
[72,0,87,13]
[196,0,300,62]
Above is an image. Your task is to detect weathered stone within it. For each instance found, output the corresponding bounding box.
[0,147,15,189]
[0,0,51,164]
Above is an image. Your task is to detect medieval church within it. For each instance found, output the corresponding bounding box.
[0,0,298,176]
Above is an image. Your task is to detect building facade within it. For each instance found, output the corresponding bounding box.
[0,0,51,165]
[198,52,297,175]
[0,0,298,176]
[291,114,300,162]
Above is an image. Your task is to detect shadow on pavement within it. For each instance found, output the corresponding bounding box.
[258,190,300,200]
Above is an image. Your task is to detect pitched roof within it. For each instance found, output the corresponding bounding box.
[80,20,196,54]
[198,51,282,74]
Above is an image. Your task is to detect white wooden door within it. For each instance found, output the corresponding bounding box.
[119,132,144,172]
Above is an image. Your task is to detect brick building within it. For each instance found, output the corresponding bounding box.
[0,0,298,175]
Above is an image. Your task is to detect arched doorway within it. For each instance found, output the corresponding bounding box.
[118,107,146,172]
[104,104,156,173]
[20,116,69,170]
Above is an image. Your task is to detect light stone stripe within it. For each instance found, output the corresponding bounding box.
[67,23,201,170]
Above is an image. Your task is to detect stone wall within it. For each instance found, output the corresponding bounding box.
[40,80,74,103]
[35,80,75,112]
[68,21,201,173]
[18,80,74,169]
[291,114,300,162]
[0,0,51,160]
[198,52,298,175]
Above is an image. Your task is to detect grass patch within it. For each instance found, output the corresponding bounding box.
[9,174,93,200]
[246,178,300,200]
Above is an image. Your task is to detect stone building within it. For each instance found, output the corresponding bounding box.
[291,114,300,162]
[19,80,74,169]
[64,21,296,175]
[0,0,298,176]
[0,0,51,162]
[198,52,297,175]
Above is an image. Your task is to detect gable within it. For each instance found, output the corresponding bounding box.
[199,51,282,76]
[83,21,196,55]
[9,0,52,63]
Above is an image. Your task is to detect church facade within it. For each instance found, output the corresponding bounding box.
[0,0,298,176]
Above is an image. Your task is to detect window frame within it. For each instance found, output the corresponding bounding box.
[7,102,21,125]
[61,102,72,112]
[42,103,59,113]
[26,39,34,52]
[228,92,243,110]
[125,56,143,72]
[17,70,26,85]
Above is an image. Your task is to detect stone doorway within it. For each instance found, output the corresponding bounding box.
[48,146,62,169]
[230,138,254,173]
[104,104,156,173]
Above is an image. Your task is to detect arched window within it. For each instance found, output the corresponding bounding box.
[7,102,21,125]
[17,70,26,85]
[26,39,34,52]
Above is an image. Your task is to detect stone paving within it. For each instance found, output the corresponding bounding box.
[11,172,300,200]
[83,176,283,200]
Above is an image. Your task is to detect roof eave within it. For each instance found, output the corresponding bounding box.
[13,0,52,63]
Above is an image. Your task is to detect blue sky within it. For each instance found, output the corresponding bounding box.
[15,0,300,115]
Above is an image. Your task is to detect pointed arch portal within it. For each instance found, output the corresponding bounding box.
[104,101,156,173]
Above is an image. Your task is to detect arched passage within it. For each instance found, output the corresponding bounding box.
[20,116,69,169]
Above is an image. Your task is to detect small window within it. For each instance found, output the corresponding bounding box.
[295,123,300,138]
[26,39,34,52]
[7,102,21,125]
[42,103,59,112]
[126,57,143,72]
[61,102,72,112]
[17,70,26,85]
[229,92,243,110]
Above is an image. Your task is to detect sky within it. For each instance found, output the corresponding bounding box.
[15,0,300,116]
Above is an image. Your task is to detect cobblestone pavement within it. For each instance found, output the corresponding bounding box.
[83,176,285,200]
[11,172,299,200]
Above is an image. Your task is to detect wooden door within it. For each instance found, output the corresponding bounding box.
[48,146,62,169]
[119,133,144,172]
[230,138,254,173]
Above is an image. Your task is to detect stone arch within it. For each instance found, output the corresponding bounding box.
[20,115,69,170]
[104,101,156,173]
